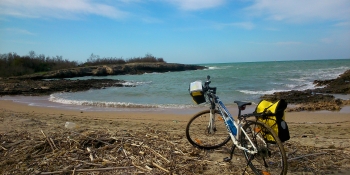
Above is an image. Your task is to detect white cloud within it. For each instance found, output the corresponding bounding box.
[334,22,350,27]
[275,41,301,46]
[320,38,333,44]
[0,0,128,19]
[215,22,255,30]
[141,16,163,23]
[4,28,35,35]
[231,22,255,30]
[167,0,226,11]
[246,0,350,23]
[249,41,302,45]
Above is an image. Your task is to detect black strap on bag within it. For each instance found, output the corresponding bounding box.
[256,99,290,143]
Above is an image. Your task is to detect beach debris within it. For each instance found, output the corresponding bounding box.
[64,121,77,129]
[1,127,349,175]
[1,109,350,174]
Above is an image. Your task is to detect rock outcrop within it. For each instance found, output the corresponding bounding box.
[313,69,350,94]
[0,79,128,96]
[261,69,350,111]
[0,63,206,96]
[13,63,206,80]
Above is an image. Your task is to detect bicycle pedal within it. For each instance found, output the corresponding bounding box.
[223,157,231,162]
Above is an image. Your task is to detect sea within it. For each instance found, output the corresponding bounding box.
[2,59,350,113]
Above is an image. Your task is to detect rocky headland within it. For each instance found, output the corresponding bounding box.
[12,63,205,80]
[0,63,205,96]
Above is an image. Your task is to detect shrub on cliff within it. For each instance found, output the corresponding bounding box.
[82,53,165,66]
[0,52,166,78]
[0,52,78,77]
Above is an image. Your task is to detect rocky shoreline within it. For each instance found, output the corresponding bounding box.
[0,79,128,96]
[11,62,206,80]
[0,63,349,111]
[0,63,205,96]
[261,69,350,111]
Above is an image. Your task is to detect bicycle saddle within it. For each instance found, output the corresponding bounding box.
[234,101,252,108]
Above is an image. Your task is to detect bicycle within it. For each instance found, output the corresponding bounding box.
[186,75,287,175]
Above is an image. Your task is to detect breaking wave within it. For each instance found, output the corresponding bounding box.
[49,94,191,109]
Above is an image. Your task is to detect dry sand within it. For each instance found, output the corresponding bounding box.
[1,99,350,174]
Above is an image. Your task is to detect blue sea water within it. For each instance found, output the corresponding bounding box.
[44,59,350,110]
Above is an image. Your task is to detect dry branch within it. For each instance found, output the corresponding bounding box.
[39,166,135,175]
[143,145,170,163]
[41,130,55,152]
[87,147,94,162]
[152,162,170,173]
[0,145,8,151]
[288,152,328,161]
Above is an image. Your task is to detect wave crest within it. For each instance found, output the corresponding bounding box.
[49,94,193,109]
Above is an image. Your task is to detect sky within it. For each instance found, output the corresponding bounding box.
[0,0,350,64]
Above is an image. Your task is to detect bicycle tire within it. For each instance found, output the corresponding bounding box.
[186,109,231,149]
[240,120,287,175]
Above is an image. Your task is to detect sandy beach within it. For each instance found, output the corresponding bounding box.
[1,99,350,174]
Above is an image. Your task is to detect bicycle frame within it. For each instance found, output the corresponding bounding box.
[188,77,287,175]
[208,93,259,155]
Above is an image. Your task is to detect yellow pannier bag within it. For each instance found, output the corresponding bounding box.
[255,99,290,143]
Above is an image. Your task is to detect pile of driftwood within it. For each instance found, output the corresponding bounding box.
[0,126,217,175]
[285,141,350,174]
[1,127,349,174]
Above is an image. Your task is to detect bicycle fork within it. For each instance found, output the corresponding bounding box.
[208,109,216,134]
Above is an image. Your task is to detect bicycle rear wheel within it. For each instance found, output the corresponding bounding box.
[186,109,230,149]
[240,120,287,175]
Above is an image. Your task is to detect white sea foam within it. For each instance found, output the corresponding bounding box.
[144,72,160,74]
[288,78,306,82]
[207,65,232,70]
[241,79,320,96]
[122,81,152,86]
[306,66,349,80]
[284,82,316,91]
[50,95,155,108]
[49,94,189,109]
[239,89,288,95]
[208,66,221,70]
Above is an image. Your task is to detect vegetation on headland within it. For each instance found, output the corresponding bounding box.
[0,51,166,78]
[84,53,165,66]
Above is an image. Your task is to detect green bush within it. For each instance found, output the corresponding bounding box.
[0,52,166,77]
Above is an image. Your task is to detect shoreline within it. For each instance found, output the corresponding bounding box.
[1,97,349,123]
[2,83,349,113]
[2,94,350,114]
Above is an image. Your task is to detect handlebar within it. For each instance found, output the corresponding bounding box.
[200,75,272,120]
[203,75,216,94]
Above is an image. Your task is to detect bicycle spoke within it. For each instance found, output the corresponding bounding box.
[186,110,230,149]
[188,76,287,174]
[240,120,287,175]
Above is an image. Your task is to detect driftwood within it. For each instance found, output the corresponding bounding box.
[288,152,328,161]
[39,166,135,175]
[152,161,170,173]
[1,125,350,174]
[143,145,171,163]
[41,130,55,152]
[0,145,7,151]
[87,147,94,162]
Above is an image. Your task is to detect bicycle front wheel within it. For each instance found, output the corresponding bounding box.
[186,109,231,149]
[240,120,287,175]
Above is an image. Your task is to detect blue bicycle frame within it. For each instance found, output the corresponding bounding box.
[208,92,258,154]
